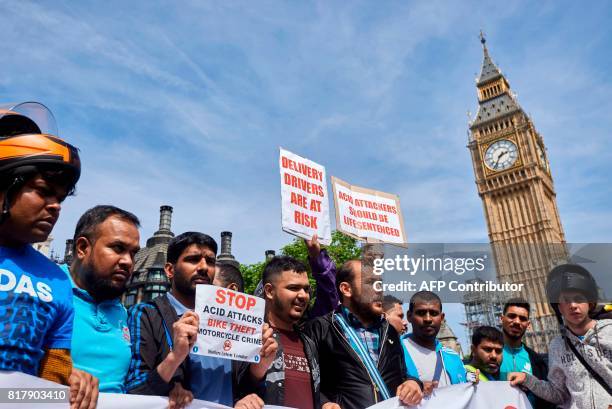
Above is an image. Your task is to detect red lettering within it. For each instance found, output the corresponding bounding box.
[215,288,226,304]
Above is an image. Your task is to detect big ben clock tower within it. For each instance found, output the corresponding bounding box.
[468,33,567,352]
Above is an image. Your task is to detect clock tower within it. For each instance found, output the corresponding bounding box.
[467,34,567,352]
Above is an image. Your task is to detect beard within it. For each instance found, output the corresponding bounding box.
[503,326,524,341]
[173,269,197,296]
[81,262,127,302]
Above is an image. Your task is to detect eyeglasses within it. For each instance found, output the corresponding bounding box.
[504,313,529,322]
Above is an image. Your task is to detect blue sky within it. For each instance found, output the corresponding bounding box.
[2,1,611,349]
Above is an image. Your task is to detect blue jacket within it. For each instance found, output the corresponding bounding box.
[400,334,467,385]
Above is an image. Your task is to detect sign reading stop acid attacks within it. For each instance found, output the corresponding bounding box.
[192,285,265,363]
[279,147,332,245]
[332,176,407,246]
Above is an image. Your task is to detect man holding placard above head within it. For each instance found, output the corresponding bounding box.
[304,259,424,409]
[126,232,277,409]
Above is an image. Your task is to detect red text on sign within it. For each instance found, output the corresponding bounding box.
[215,288,257,311]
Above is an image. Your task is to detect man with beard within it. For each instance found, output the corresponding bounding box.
[464,326,504,381]
[126,232,276,409]
[499,299,553,409]
[238,256,321,409]
[68,205,140,394]
[304,259,423,409]
[401,291,468,395]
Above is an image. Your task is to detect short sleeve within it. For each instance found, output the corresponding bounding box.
[43,294,74,350]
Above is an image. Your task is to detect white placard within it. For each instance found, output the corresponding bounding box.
[331,176,407,245]
[192,285,265,363]
[366,382,532,409]
[279,147,331,245]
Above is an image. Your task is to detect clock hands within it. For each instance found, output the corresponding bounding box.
[493,150,508,169]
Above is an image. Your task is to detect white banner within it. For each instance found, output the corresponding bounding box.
[0,372,293,409]
[279,147,331,245]
[366,382,532,409]
[192,285,265,363]
[331,176,407,245]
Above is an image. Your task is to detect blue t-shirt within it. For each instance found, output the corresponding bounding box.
[60,265,131,393]
[167,292,233,406]
[0,245,74,376]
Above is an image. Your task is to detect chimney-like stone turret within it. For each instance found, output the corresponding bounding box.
[157,205,173,233]
[217,231,239,268]
[265,250,276,261]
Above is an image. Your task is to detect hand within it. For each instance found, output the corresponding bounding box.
[305,234,321,261]
[168,383,193,409]
[322,403,341,409]
[422,380,438,396]
[249,323,278,380]
[466,369,480,384]
[68,368,99,409]
[396,380,423,406]
[234,393,264,409]
[172,311,200,362]
[508,372,527,386]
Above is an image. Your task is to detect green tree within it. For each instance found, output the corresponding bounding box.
[239,230,362,295]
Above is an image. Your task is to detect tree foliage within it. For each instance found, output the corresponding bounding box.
[239,230,362,295]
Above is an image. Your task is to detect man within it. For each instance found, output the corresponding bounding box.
[464,326,504,381]
[401,291,468,395]
[213,262,244,292]
[304,259,423,409]
[499,298,553,409]
[67,205,141,394]
[509,264,612,409]
[126,232,276,409]
[383,295,407,335]
[0,102,96,408]
[239,256,321,408]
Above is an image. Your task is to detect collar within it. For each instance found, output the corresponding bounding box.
[403,332,441,351]
[166,291,192,315]
[504,343,525,354]
[340,306,383,330]
[61,263,122,307]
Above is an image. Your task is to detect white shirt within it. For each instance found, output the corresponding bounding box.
[403,336,450,387]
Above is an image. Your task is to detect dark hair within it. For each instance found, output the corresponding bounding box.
[73,205,140,251]
[471,326,503,347]
[408,291,442,312]
[503,297,530,316]
[383,294,402,311]
[216,263,245,293]
[167,232,218,264]
[336,259,359,301]
[262,256,307,284]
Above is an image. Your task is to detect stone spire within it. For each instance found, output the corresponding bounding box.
[217,231,239,268]
[477,31,502,86]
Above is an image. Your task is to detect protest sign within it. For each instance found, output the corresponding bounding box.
[366,382,532,409]
[331,176,407,246]
[192,285,265,363]
[279,147,331,245]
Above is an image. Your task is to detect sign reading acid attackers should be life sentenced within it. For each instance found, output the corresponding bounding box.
[279,148,331,245]
[331,176,407,245]
[192,285,265,363]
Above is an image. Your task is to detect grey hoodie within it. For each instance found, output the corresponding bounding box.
[523,319,612,409]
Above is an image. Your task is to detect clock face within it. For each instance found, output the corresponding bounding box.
[484,139,518,171]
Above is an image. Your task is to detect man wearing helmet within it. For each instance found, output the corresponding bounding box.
[509,264,612,409]
[0,103,97,407]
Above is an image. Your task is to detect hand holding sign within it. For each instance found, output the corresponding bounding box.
[249,323,278,380]
[173,311,200,362]
[305,234,321,261]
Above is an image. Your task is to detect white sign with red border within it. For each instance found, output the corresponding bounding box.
[279,147,331,245]
[192,285,265,363]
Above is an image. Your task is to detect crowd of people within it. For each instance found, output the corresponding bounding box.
[1,103,610,409]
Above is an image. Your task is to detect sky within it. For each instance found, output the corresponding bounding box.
[2,1,611,349]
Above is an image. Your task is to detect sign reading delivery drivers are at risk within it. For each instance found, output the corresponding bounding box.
[192,285,265,363]
[331,176,407,246]
[279,147,331,245]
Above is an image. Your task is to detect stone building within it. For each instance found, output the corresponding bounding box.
[466,33,567,352]
[122,206,241,308]
[437,319,464,358]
